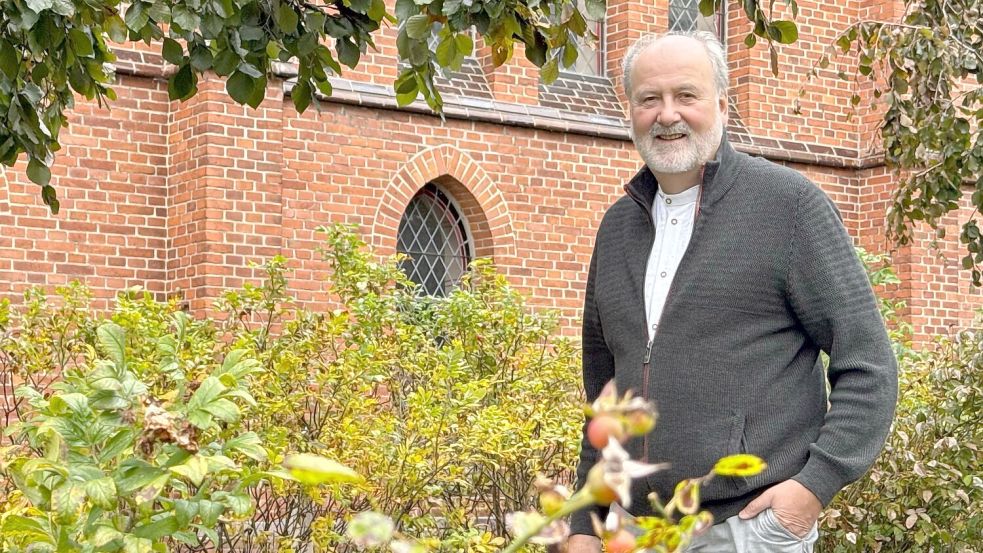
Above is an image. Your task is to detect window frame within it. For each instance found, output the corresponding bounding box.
[564,0,606,77]
[395,183,475,297]
[668,0,727,43]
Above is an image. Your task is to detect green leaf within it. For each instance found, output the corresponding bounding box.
[162,38,184,65]
[0,515,53,543]
[212,49,239,76]
[224,432,268,462]
[836,34,851,53]
[41,184,58,213]
[91,524,123,547]
[283,454,365,485]
[336,38,360,68]
[246,75,267,109]
[168,64,197,101]
[223,493,253,517]
[567,9,587,35]
[584,0,606,20]
[0,39,20,79]
[561,42,577,69]
[226,70,255,105]
[368,0,386,21]
[541,58,559,84]
[305,10,326,32]
[67,29,92,59]
[49,392,87,414]
[396,88,419,106]
[125,2,150,32]
[743,33,757,48]
[49,0,73,16]
[105,15,128,42]
[25,0,54,13]
[197,500,224,527]
[292,79,312,113]
[191,376,225,408]
[219,349,261,378]
[771,20,798,44]
[395,0,417,20]
[52,483,85,521]
[170,455,209,486]
[276,4,299,34]
[174,499,198,527]
[84,477,118,509]
[490,40,512,67]
[203,397,239,422]
[132,516,179,540]
[405,14,431,39]
[99,429,135,462]
[171,6,200,31]
[455,33,473,57]
[394,70,418,94]
[27,158,51,187]
[435,35,457,67]
[116,461,166,493]
[189,46,214,71]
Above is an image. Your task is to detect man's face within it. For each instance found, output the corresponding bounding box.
[628,37,728,175]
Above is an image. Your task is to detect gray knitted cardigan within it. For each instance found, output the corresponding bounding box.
[570,139,898,535]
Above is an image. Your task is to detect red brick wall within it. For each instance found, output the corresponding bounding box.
[0,0,977,345]
[0,74,169,311]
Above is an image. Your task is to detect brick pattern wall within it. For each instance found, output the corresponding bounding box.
[0,74,169,311]
[0,0,977,346]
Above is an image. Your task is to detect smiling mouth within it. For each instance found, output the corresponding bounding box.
[655,133,686,141]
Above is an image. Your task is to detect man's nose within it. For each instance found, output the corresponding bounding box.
[655,99,681,126]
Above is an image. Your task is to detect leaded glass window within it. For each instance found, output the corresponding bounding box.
[567,0,604,75]
[397,184,473,296]
[669,0,725,40]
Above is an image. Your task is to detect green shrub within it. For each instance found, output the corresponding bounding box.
[217,226,583,551]
[0,225,583,552]
[818,253,982,552]
[0,314,268,552]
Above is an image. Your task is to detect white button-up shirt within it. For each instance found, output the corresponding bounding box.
[644,185,701,340]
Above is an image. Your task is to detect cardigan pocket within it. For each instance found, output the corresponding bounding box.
[651,409,747,504]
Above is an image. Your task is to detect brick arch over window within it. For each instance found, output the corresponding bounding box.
[371,145,516,261]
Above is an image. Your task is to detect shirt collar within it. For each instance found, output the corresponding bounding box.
[656,184,701,206]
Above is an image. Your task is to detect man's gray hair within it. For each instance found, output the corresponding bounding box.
[622,31,729,100]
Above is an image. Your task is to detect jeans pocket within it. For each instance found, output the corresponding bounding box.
[762,509,804,541]
[749,508,819,550]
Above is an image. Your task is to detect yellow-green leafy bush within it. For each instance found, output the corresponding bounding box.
[818,253,982,552]
[0,225,583,552]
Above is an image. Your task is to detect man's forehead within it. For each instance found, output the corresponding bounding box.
[631,43,715,88]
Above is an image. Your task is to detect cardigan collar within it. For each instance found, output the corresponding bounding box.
[624,134,739,212]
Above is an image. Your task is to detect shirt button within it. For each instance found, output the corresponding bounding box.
[665,198,672,204]
[660,271,667,278]
[671,218,678,225]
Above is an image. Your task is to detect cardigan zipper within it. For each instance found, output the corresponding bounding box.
[627,182,705,463]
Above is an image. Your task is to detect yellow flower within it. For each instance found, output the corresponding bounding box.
[712,454,767,477]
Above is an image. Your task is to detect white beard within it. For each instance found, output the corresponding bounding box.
[632,115,724,175]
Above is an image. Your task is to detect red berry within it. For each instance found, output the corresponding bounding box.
[587,414,625,449]
[605,529,636,553]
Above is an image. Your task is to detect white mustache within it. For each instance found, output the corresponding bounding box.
[650,124,691,138]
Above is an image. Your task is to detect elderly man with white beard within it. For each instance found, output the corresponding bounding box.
[566,31,898,553]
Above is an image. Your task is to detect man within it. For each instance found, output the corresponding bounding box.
[567,31,898,552]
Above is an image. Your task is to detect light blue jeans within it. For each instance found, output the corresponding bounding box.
[685,509,818,553]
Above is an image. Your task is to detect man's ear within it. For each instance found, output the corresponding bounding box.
[718,94,729,124]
